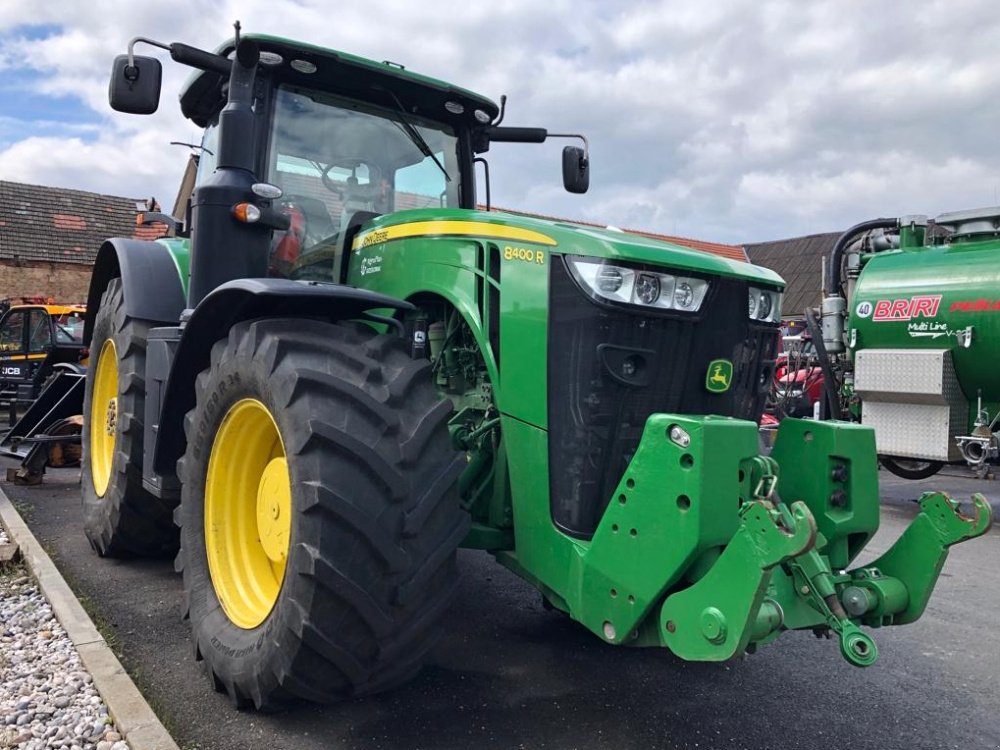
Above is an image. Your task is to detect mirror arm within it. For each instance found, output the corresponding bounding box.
[546,133,589,163]
[125,36,171,72]
[126,36,232,78]
[137,211,180,232]
[127,36,170,64]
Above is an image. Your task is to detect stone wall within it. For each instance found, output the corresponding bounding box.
[0,261,91,303]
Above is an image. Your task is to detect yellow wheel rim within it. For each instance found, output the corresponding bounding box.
[89,339,118,497]
[205,398,291,630]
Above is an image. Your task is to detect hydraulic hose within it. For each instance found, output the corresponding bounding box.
[825,217,898,296]
[805,306,844,419]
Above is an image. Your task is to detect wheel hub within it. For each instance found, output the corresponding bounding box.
[104,398,117,436]
[256,457,291,563]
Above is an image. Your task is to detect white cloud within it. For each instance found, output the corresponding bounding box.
[1,0,1000,243]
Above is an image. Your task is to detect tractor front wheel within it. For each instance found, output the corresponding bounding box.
[175,318,467,709]
[81,278,177,557]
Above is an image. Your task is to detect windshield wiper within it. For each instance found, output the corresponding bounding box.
[385,90,451,183]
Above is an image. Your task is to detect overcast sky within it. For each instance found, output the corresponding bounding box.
[2,1,999,245]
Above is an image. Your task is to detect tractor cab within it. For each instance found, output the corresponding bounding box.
[176,35,498,286]
[112,33,585,300]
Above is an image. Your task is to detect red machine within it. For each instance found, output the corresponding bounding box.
[769,330,824,419]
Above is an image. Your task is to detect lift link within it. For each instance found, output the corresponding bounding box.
[789,550,879,667]
[659,457,817,661]
[750,456,880,667]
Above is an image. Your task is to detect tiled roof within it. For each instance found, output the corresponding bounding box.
[744,231,841,319]
[0,181,169,266]
[486,206,748,262]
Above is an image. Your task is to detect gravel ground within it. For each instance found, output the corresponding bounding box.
[0,526,130,750]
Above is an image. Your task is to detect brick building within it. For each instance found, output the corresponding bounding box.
[0,181,168,302]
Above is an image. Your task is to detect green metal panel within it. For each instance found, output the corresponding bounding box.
[347,232,499,404]
[571,415,759,641]
[770,418,880,570]
[352,208,783,285]
[157,238,191,302]
[495,237,550,429]
[497,414,793,647]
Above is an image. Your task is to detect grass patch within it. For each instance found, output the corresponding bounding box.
[65,573,185,741]
[9,497,33,523]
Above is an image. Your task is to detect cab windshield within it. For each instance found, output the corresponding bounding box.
[53,313,84,344]
[266,85,461,279]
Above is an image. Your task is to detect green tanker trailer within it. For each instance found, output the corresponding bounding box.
[820,209,1000,478]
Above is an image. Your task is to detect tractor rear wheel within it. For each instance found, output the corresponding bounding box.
[81,278,178,557]
[175,318,467,709]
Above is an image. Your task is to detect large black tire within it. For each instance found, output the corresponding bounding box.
[81,279,178,557]
[879,456,944,481]
[176,318,468,709]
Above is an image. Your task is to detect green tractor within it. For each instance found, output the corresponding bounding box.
[82,26,992,709]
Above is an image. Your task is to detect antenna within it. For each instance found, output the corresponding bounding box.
[494,95,507,126]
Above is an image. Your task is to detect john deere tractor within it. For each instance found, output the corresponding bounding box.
[82,26,992,709]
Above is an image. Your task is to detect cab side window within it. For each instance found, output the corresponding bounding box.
[28,310,52,353]
[0,312,25,354]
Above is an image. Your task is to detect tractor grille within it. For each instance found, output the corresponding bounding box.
[547,256,778,538]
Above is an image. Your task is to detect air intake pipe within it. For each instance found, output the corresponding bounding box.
[821,217,898,353]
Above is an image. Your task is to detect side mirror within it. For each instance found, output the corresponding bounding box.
[562,146,589,194]
[109,54,162,114]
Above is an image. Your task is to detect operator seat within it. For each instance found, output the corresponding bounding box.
[338,175,376,229]
[291,195,338,246]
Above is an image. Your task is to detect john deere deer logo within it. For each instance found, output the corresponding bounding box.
[705,359,733,393]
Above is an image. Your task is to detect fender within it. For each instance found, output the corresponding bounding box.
[83,238,190,343]
[150,277,415,483]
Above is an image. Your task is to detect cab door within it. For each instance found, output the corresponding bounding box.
[0,309,28,381]
[26,307,55,381]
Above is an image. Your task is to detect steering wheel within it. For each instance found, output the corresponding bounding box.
[321,163,348,196]
[321,161,383,202]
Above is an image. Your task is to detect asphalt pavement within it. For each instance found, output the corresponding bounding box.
[3,457,999,750]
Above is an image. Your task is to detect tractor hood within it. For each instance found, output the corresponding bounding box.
[353,208,783,289]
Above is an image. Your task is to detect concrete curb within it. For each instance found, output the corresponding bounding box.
[0,486,180,750]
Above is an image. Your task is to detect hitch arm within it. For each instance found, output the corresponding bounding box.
[659,499,816,661]
[854,492,992,625]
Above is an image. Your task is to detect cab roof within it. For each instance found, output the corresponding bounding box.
[8,304,86,315]
[179,34,500,129]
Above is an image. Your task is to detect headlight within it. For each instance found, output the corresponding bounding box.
[635,273,661,305]
[748,286,782,322]
[596,266,626,294]
[568,257,709,312]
